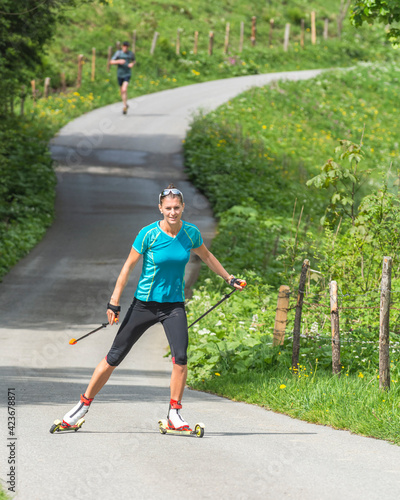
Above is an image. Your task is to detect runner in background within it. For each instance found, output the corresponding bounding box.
[110,41,135,114]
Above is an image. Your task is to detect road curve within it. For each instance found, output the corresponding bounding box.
[1,69,400,499]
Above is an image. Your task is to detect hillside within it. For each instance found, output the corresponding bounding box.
[43,0,394,89]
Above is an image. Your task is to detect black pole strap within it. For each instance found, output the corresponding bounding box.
[187,289,236,330]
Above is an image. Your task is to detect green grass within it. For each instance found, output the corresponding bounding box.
[0,484,10,500]
[190,366,400,444]
[185,61,400,217]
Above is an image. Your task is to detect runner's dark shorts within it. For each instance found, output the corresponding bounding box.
[118,76,131,87]
[106,298,188,367]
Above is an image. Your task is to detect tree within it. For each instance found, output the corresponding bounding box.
[338,0,352,38]
[0,0,95,114]
[350,1,400,46]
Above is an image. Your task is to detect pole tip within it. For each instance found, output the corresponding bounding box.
[69,338,77,345]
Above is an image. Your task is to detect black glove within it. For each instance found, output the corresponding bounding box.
[107,302,121,314]
[229,277,246,288]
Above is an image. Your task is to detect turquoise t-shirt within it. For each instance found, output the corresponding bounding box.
[132,220,203,303]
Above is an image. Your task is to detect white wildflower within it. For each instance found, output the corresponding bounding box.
[198,328,210,335]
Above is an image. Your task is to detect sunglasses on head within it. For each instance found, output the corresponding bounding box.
[159,188,184,203]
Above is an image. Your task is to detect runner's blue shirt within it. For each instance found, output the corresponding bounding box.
[132,220,203,303]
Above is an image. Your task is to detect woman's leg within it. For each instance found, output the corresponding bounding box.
[170,363,188,401]
[161,303,191,429]
[85,358,116,399]
[62,300,157,426]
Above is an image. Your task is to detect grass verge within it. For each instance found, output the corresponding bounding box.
[190,367,400,445]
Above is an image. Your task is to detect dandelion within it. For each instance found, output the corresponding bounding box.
[280,384,286,389]
[215,373,221,376]
[358,372,364,378]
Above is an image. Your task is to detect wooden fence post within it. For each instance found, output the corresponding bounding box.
[324,18,329,40]
[150,32,159,55]
[116,41,121,50]
[311,11,316,45]
[208,31,214,56]
[91,48,96,82]
[269,18,274,46]
[61,72,66,93]
[44,77,51,98]
[379,256,392,390]
[239,21,244,52]
[107,46,112,72]
[193,31,199,54]
[251,16,256,46]
[283,23,290,51]
[132,30,137,52]
[292,259,310,372]
[224,22,230,54]
[76,54,83,88]
[31,80,36,105]
[176,29,181,55]
[273,286,290,346]
[300,19,305,48]
[330,281,341,375]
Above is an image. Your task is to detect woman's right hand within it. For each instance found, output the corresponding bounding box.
[107,302,121,325]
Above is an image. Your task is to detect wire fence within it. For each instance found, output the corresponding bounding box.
[273,257,398,389]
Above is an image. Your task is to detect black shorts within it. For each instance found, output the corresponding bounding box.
[106,299,188,367]
[118,76,131,87]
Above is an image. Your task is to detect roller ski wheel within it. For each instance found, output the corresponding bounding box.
[49,418,85,434]
[158,419,205,438]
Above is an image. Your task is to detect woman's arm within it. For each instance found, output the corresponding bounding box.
[193,243,246,289]
[107,247,141,323]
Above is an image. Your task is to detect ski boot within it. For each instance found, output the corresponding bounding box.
[158,400,204,438]
[49,394,93,434]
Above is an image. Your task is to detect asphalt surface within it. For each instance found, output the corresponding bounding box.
[1,70,400,499]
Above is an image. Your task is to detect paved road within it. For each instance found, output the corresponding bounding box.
[1,70,400,499]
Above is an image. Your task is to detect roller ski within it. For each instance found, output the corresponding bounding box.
[49,394,93,434]
[158,400,205,438]
[50,418,85,433]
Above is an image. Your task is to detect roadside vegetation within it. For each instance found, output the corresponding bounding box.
[184,62,400,443]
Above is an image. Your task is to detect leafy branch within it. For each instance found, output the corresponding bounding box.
[306,139,372,226]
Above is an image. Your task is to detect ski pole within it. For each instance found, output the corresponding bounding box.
[69,322,109,345]
[188,281,246,330]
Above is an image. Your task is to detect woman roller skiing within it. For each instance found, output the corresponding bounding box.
[53,185,246,434]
